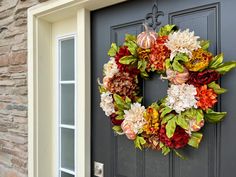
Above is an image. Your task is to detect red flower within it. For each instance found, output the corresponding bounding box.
[148,36,170,72]
[115,46,139,74]
[196,85,217,110]
[110,113,123,126]
[159,125,190,149]
[187,70,221,87]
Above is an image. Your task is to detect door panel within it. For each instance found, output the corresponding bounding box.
[91,1,236,177]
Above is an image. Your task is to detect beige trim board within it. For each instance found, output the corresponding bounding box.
[27,0,126,177]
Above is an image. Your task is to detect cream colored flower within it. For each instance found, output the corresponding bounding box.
[166,84,197,113]
[103,57,119,78]
[122,103,146,134]
[165,29,200,60]
[100,92,115,116]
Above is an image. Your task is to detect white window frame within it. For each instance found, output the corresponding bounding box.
[57,34,77,177]
[27,1,126,177]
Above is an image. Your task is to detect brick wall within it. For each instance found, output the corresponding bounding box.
[0,0,46,176]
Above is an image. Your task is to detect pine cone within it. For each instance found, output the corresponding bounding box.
[106,72,139,99]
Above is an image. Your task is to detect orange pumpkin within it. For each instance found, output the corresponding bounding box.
[137,24,158,49]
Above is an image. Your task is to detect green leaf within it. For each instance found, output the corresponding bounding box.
[160,106,173,118]
[205,109,227,123]
[136,97,143,103]
[125,96,132,104]
[173,150,187,160]
[161,146,171,155]
[208,81,227,94]
[188,132,203,149]
[158,24,176,36]
[176,115,189,130]
[200,40,210,50]
[138,60,147,72]
[174,53,189,63]
[124,40,138,56]
[165,58,171,70]
[215,61,236,74]
[150,102,159,110]
[134,136,146,150]
[172,60,184,72]
[115,115,124,120]
[125,34,137,42]
[140,70,149,78]
[166,117,177,138]
[196,109,204,124]
[209,53,224,69]
[182,108,197,119]
[98,85,106,93]
[112,126,122,133]
[161,114,175,124]
[119,55,137,65]
[116,110,124,116]
[108,43,118,57]
[113,94,125,110]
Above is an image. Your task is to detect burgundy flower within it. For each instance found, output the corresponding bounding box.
[159,125,190,149]
[115,46,139,74]
[110,113,123,126]
[187,70,221,87]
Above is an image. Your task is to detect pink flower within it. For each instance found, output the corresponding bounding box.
[121,122,137,140]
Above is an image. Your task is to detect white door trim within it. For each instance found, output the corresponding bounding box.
[27,1,126,177]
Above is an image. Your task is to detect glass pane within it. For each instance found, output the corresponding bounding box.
[61,128,74,171]
[61,84,74,125]
[61,38,75,81]
[61,171,74,177]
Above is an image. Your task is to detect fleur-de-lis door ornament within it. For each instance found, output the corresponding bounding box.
[145,0,164,31]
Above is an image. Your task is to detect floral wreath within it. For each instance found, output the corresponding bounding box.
[98,24,236,157]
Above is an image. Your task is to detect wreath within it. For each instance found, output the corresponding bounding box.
[98,24,236,157]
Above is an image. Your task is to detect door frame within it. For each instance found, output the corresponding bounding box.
[27,0,126,177]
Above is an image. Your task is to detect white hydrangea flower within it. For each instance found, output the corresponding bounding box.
[166,84,197,113]
[123,103,146,134]
[100,92,115,116]
[165,29,201,60]
[103,57,119,78]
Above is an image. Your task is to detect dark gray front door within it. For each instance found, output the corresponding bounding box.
[91,1,236,177]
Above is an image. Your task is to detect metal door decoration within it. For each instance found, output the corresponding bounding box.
[97,0,236,158]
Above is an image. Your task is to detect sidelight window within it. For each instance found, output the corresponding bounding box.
[58,36,76,177]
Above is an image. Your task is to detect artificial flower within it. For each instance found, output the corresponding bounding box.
[196,85,217,110]
[166,68,189,85]
[103,57,119,78]
[121,123,137,140]
[187,70,221,87]
[100,91,115,116]
[137,47,150,61]
[189,119,204,132]
[110,113,123,126]
[143,135,161,150]
[149,36,170,71]
[121,103,146,135]
[165,29,200,60]
[185,48,213,71]
[159,125,190,149]
[166,84,198,113]
[143,107,160,135]
[115,46,139,74]
[106,72,139,99]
